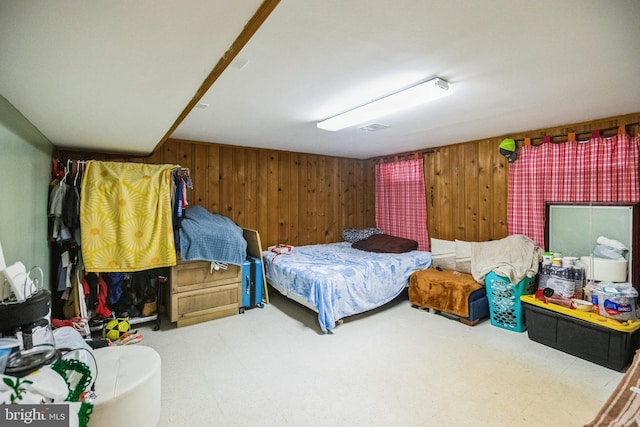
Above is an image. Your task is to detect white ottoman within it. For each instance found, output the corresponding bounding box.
[90,345,161,427]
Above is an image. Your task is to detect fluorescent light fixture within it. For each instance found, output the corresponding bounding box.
[317,77,451,131]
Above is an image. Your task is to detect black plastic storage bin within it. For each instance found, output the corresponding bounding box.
[522,298,640,372]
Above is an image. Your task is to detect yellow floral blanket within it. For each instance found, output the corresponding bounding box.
[80,161,179,272]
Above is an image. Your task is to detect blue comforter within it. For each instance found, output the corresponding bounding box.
[263,242,432,332]
[179,205,247,266]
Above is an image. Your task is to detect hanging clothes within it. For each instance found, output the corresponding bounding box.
[173,168,191,218]
[79,161,179,272]
[172,168,191,249]
[62,268,81,320]
[94,274,111,319]
[49,180,70,241]
[104,272,125,305]
[81,272,98,315]
[49,157,181,326]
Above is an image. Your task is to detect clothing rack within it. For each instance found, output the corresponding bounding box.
[48,159,184,334]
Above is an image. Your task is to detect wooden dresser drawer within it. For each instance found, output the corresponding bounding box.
[167,228,265,328]
[168,260,242,327]
[171,260,241,293]
[170,283,240,328]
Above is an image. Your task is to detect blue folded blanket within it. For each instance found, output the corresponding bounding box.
[179,205,247,266]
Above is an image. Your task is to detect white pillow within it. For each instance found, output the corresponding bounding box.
[431,238,455,256]
[455,240,472,274]
[430,238,456,270]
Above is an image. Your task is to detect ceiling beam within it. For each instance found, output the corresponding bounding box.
[154,0,281,153]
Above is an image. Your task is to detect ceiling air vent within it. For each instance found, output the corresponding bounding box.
[358,123,389,132]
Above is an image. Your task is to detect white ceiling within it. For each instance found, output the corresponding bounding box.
[2,1,639,160]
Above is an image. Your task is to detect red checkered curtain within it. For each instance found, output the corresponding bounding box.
[508,134,640,248]
[375,158,429,250]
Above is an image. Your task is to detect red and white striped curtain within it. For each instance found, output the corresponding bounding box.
[375,158,429,250]
[508,133,640,248]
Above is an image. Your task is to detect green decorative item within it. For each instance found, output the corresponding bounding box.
[1,376,33,404]
[499,138,518,162]
[50,358,93,402]
[50,358,95,427]
[77,401,94,427]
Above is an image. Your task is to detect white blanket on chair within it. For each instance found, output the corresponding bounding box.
[471,235,541,285]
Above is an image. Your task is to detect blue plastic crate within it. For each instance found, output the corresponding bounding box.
[486,272,536,332]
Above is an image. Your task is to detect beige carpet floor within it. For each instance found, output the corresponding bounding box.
[134,289,624,427]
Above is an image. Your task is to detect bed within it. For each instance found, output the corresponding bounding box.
[263,241,432,332]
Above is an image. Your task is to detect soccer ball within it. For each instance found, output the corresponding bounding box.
[102,318,130,341]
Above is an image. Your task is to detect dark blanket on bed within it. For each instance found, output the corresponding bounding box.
[352,233,418,253]
[408,268,482,318]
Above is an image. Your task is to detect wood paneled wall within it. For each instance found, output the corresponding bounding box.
[60,139,376,248]
[60,112,638,249]
[423,138,508,242]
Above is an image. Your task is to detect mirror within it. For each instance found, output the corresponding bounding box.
[545,202,640,291]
